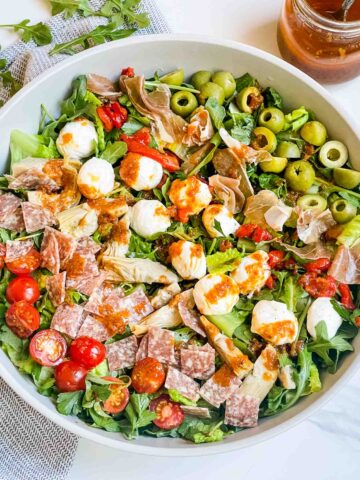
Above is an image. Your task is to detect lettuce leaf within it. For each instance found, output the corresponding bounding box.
[263,86,283,109]
[205,97,226,130]
[168,389,197,406]
[206,248,242,274]
[283,106,309,132]
[177,418,225,444]
[10,129,59,170]
[337,215,360,248]
[207,308,245,338]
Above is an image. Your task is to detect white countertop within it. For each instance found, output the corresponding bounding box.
[1,1,360,479]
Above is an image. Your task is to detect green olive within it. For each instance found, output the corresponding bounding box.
[333,167,360,189]
[284,160,316,192]
[276,141,301,159]
[160,68,185,86]
[190,70,212,90]
[319,141,348,169]
[330,198,357,224]
[297,194,327,212]
[170,91,198,117]
[198,82,225,105]
[258,108,285,134]
[260,156,288,173]
[300,121,327,146]
[236,86,262,113]
[211,71,236,98]
[251,127,277,153]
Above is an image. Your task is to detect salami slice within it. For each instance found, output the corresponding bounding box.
[178,289,205,337]
[136,334,148,362]
[147,327,175,364]
[66,271,107,296]
[0,243,5,257]
[0,207,25,232]
[46,271,66,307]
[42,227,77,270]
[50,303,84,338]
[199,364,242,408]
[165,366,200,402]
[6,168,60,192]
[40,228,60,274]
[84,283,125,316]
[21,202,56,233]
[76,237,101,256]
[65,251,99,283]
[224,391,260,428]
[5,239,33,262]
[181,343,215,380]
[0,193,22,220]
[181,406,211,418]
[77,314,110,342]
[106,336,138,371]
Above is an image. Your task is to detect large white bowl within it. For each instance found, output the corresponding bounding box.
[0,34,359,456]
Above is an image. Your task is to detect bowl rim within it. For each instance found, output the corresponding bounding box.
[1,32,360,456]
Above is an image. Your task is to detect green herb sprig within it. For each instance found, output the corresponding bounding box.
[0,20,52,46]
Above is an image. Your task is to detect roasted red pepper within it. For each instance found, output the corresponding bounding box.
[355,316,360,328]
[338,283,355,310]
[252,226,273,243]
[304,258,331,274]
[127,128,151,145]
[235,224,272,243]
[268,250,285,269]
[235,224,257,239]
[121,67,135,77]
[265,275,277,290]
[97,102,128,132]
[299,273,337,298]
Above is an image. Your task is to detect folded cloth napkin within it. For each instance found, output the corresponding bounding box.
[0,2,169,479]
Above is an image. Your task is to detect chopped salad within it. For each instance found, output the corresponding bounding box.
[0,67,359,444]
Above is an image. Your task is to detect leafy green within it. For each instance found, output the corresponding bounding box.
[338,191,360,209]
[178,418,225,444]
[101,141,127,164]
[206,248,242,274]
[258,173,287,199]
[304,363,322,394]
[60,75,88,116]
[283,106,309,132]
[100,0,150,28]
[207,308,245,338]
[331,299,360,326]
[9,130,59,168]
[120,393,156,439]
[0,20,52,46]
[50,0,94,18]
[128,233,156,261]
[0,61,21,96]
[153,176,171,206]
[227,112,255,145]
[263,86,284,109]
[277,275,307,314]
[337,215,360,248]
[205,97,226,130]
[56,391,84,415]
[188,132,221,176]
[235,73,257,92]
[168,389,197,406]
[89,407,122,432]
[121,116,144,135]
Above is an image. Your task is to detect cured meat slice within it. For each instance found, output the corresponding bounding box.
[6,167,60,192]
[66,271,107,296]
[180,343,215,380]
[199,364,242,407]
[165,366,200,402]
[0,193,22,220]
[180,406,211,418]
[147,327,175,364]
[136,334,148,362]
[84,283,123,316]
[46,271,66,307]
[65,251,100,283]
[106,336,138,371]
[178,289,205,337]
[50,303,84,339]
[0,207,25,232]
[21,202,56,233]
[224,392,260,428]
[40,228,60,274]
[77,314,110,342]
[42,227,77,270]
[0,243,5,257]
[76,236,101,256]
[5,239,33,262]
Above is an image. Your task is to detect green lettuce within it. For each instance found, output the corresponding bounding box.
[10,129,59,170]
[283,106,309,132]
[207,308,245,338]
[206,248,242,274]
[177,418,225,444]
[168,389,196,406]
[337,215,360,248]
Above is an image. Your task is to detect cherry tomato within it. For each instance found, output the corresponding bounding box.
[6,248,41,276]
[121,67,135,77]
[69,336,106,369]
[131,357,165,394]
[149,394,184,430]
[252,226,273,243]
[338,283,355,310]
[265,275,276,289]
[6,276,40,304]
[268,250,286,269]
[355,316,360,328]
[54,361,87,392]
[235,224,257,239]
[102,376,130,414]
[304,258,331,274]
[30,329,67,367]
[5,300,40,338]
[299,273,337,298]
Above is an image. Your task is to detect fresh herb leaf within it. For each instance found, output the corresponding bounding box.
[89,407,122,431]
[50,0,94,18]
[226,112,255,145]
[101,141,127,164]
[205,97,226,130]
[263,86,284,109]
[235,73,257,92]
[57,391,84,415]
[100,0,150,28]
[177,418,225,444]
[0,68,21,96]
[120,393,156,439]
[0,20,52,46]
[258,173,287,199]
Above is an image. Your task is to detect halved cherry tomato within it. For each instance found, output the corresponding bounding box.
[69,336,106,369]
[30,329,67,367]
[6,248,41,276]
[121,67,135,77]
[5,300,40,338]
[102,376,130,414]
[6,276,40,304]
[268,250,285,269]
[265,275,276,289]
[299,273,337,298]
[149,394,184,430]
[235,224,257,239]
[338,283,355,310]
[131,357,165,394]
[304,258,331,274]
[54,361,87,392]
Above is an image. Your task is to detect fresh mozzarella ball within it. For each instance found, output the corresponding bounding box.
[202,204,240,238]
[77,157,115,199]
[307,297,342,339]
[56,118,97,160]
[129,199,171,238]
[251,300,298,346]
[120,152,163,191]
[168,177,212,218]
[168,240,206,280]
[193,273,239,315]
[230,250,270,296]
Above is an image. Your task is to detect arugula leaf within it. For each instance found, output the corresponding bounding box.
[56,391,84,415]
[121,116,144,135]
[303,363,322,395]
[331,299,360,326]
[258,172,287,199]
[188,132,221,176]
[61,75,88,116]
[277,275,306,314]
[213,219,225,237]
[100,0,150,28]
[263,86,284,109]
[205,97,226,130]
[168,389,197,406]
[0,20,52,46]
[235,73,257,92]
[0,67,21,96]
[177,418,225,444]
[153,175,171,206]
[50,0,94,18]
[101,141,127,164]
[227,112,255,145]
[206,248,242,274]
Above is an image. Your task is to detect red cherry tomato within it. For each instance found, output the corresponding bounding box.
[149,394,184,430]
[102,376,130,414]
[304,258,331,274]
[6,276,40,304]
[355,316,360,328]
[299,273,337,298]
[54,361,87,392]
[5,300,40,338]
[268,250,285,269]
[121,67,135,77]
[338,283,355,310]
[30,329,67,367]
[131,358,165,394]
[6,248,41,276]
[69,336,106,369]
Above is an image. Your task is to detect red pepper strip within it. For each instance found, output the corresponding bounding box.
[252,226,273,243]
[268,250,285,269]
[125,129,151,146]
[97,106,113,132]
[304,258,331,274]
[338,283,355,310]
[108,102,128,129]
[355,317,360,328]
[283,258,298,273]
[235,224,257,239]
[299,273,337,298]
[265,275,276,290]
[121,67,135,77]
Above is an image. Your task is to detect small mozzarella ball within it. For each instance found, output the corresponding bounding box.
[168,240,206,280]
[77,157,115,199]
[251,300,298,346]
[168,177,212,217]
[56,118,97,160]
[202,204,240,238]
[193,273,239,315]
[129,199,171,238]
[230,250,270,296]
[307,297,342,339]
[120,152,163,191]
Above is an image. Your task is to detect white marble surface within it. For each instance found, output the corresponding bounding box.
[1,1,360,478]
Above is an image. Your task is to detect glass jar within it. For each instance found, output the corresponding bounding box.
[278,0,360,83]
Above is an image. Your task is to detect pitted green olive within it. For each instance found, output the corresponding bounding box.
[300,121,327,146]
[198,82,225,105]
[297,194,327,212]
[330,199,357,224]
[190,71,212,90]
[160,68,185,86]
[258,107,285,134]
[251,127,277,153]
[333,168,360,189]
[170,91,198,117]
[211,71,236,98]
[236,86,263,113]
[319,141,348,168]
[276,141,301,159]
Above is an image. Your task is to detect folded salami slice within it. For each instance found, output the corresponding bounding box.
[224,392,260,428]
[6,167,60,192]
[181,343,215,380]
[21,202,56,233]
[0,207,25,232]
[76,237,101,256]
[106,335,138,371]
[0,193,22,221]
[42,227,77,270]
[84,283,123,316]
[165,366,200,402]
[199,364,242,407]
[77,314,110,342]
[178,289,205,337]
[46,271,66,307]
[50,303,84,338]
[5,239,33,262]
[136,334,149,362]
[147,327,175,364]
[66,271,107,296]
[40,228,60,274]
